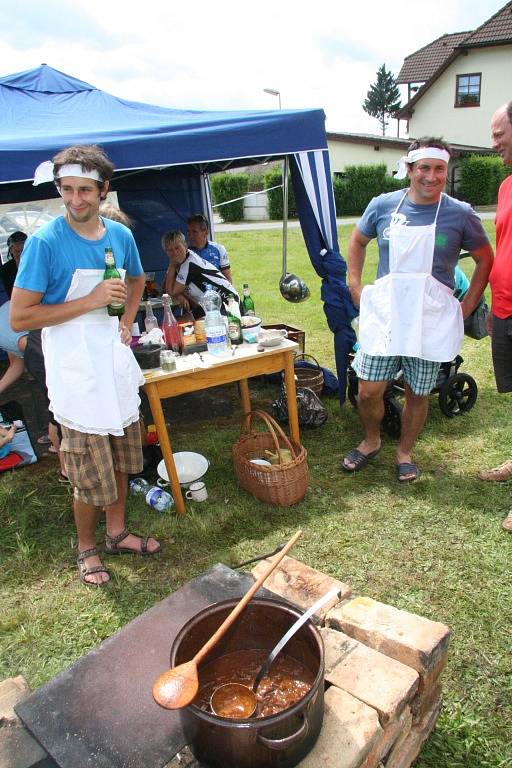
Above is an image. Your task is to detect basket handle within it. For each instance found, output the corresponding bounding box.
[294,353,321,369]
[241,409,299,462]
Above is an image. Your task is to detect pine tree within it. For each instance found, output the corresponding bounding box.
[363,64,401,136]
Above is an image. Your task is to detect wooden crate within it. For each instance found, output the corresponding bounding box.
[261,324,305,355]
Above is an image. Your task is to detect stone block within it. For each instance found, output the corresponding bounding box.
[410,682,442,723]
[385,697,442,768]
[251,556,351,621]
[0,678,31,727]
[298,686,382,768]
[0,725,53,768]
[321,628,418,726]
[326,597,450,677]
[359,707,412,768]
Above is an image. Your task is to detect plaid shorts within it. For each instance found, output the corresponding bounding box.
[352,350,441,396]
[60,420,143,507]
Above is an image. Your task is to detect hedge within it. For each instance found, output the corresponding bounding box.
[210,173,249,222]
[333,164,408,216]
[264,168,297,219]
[457,155,511,206]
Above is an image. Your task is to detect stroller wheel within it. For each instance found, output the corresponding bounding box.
[382,397,402,438]
[438,373,478,417]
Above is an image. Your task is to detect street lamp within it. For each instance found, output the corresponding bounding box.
[263,88,281,109]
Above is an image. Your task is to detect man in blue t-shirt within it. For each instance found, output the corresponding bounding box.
[341,137,493,483]
[187,214,233,283]
[10,144,161,587]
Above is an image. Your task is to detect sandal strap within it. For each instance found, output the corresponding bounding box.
[81,565,109,576]
[105,528,129,548]
[140,536,149,554]
[78,547,98,561]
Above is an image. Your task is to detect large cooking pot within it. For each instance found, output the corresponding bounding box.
[170,598,324,768]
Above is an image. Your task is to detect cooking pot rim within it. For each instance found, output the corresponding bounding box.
[170,596,325,725]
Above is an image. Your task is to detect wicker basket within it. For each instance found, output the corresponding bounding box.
[294,354,324,397]
[233,410,308,506]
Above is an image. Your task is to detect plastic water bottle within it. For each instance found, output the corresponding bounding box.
[145,486,174,512]
[203,284,228,356]
[129,477,149,496]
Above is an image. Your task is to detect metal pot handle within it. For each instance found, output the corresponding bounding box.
[256,712,309,751]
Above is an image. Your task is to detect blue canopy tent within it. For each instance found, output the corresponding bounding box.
[0,64,356,401]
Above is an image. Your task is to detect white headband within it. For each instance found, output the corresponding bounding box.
[33,160,103,186]
[395,148,450,180]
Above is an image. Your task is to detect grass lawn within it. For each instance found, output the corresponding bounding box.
[1,221,511,767]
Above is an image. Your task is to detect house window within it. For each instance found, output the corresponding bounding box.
[455,73,481,107]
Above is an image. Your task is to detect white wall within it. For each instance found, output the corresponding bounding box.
[408,45,512,147]
[328,140,405,175]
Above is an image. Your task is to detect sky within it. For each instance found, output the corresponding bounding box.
[0,0,507,136]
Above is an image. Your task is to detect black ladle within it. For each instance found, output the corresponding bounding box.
[279,155,310,304]
[210,586,341,719]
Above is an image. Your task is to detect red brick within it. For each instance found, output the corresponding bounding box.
[410,681,442,723]
[298,686,382,768]
[359,707,412,768]
[385,698,442,768]
[321,628,418,726]
[326,597,450,676]
[251,556,351,621]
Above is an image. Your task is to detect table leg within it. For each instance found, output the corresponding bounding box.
[145,382,186,515]
[283,351,300,444]
[239,378,251,416]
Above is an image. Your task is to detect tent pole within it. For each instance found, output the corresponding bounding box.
[282,155,289,277]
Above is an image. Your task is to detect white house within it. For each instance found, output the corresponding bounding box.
[395,1,512,147]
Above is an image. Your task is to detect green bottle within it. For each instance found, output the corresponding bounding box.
[103,247,125,317]
[226,297,243,345]
[242,283,255,316]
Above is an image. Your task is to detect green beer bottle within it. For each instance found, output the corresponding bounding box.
[103,247,125,317]
[241,283,255,316]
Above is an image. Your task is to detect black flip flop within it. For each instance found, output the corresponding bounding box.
[341,447,380,473]
[396,462,421,483]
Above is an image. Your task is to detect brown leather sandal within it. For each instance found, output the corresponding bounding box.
[77,547,110,587]
[104,528,162,556]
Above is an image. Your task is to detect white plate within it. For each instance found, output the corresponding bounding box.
[157,452,209,487]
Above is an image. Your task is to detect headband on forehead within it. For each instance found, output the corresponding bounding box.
[395,147,450,180]
[33,160,103,186]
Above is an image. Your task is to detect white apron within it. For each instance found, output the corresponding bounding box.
[42,269,144,435]
[359,192,463,362]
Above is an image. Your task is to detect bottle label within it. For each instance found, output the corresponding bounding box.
[228,322,241,341]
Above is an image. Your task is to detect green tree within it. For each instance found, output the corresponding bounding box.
[363,64,401,136]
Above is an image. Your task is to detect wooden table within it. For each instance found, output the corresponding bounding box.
[143,339,300,514]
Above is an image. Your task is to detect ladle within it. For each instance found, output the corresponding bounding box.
[210,586,341,719]
[279,155,310,304]
[152,530,302,710]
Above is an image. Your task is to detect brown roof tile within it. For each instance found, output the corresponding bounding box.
[396,32,469,83]
[463,1,512,46]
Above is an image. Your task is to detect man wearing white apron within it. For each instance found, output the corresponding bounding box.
[10,145,161,586]
[342,138,493,483]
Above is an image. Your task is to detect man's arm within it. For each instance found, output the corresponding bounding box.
[163,262,177,295]
[221,266,233,284]
[347,228,372,308]
[10,279,127,332]
[459,243,494,319]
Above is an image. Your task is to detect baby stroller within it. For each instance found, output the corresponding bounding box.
[347,263,484,438]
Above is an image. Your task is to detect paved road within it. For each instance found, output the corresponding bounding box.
[215,210,495,232]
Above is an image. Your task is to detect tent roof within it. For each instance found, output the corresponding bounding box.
[0,64,328,185]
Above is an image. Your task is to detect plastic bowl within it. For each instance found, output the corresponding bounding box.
[157,452,209,488]
[241,316,262,341]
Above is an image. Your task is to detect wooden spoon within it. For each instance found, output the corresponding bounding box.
[152,529,302,709]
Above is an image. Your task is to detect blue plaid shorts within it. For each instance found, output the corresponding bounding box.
[352,350,441,396]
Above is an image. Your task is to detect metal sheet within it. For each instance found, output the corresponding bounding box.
[16,565,264,768]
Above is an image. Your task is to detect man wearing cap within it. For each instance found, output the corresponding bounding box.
[342,137,493,482]
[10,144,161,587]
[478,102,512,533]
